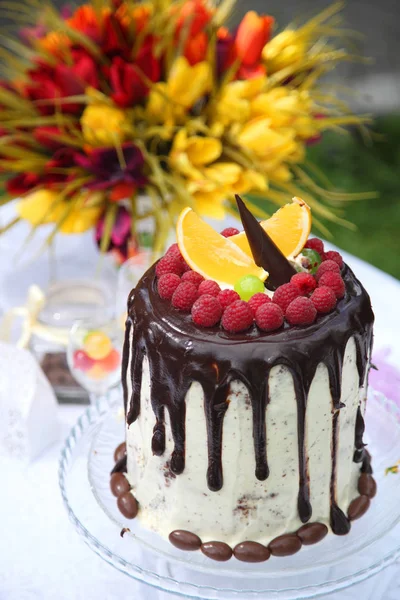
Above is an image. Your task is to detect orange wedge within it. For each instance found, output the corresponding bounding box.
[176,207,267,287]
[230,197,311,259]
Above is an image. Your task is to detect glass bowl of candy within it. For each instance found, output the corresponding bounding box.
[67,318,123,401]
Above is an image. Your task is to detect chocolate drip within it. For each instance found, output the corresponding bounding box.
[353,407,366,463]
[123,262,374,526]
[121,319,131,414]
[151,406,166,456]
[361,451,373,474]
[251,373,269,481]
[206,379,230,491]
[330,409,351,535]
[327,348,344,409]
[292,371,312,523]
[127,338,143,425]
[235,194,296,290]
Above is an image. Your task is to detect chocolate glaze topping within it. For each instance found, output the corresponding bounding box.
[122,262,373,526]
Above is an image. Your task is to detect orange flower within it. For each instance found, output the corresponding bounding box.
[184,31,208,65]
[174,0,213,38]
[67,5,103,43]
[38,32,71,57]
[235,12,274,66]
[131,4,153,33]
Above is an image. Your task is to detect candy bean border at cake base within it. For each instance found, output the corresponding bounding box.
[110,444,377,562]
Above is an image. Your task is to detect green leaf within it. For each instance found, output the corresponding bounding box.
[100,203,118,254]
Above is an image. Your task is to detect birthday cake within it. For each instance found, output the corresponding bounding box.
[111,196,375,562]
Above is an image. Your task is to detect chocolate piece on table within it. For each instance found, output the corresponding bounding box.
[348,495,370,521]
[201,541,233,562]
[110,472,131,497]
[233,541,270,563]
[169,530,202,551]
[235,194,296,290]
[117,492,139,519]
[358,473,377,498]
[114,442,127,463]
[268,533,302,556]
[297,522,328,545]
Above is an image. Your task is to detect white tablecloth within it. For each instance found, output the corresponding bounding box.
[1,210,399,599]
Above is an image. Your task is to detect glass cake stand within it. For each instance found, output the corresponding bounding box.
[59,389,400,599]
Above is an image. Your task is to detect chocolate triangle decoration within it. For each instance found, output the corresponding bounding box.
[235,194,296,291]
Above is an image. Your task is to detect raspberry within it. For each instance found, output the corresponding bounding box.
[286,296,317,326]
[171,282,198,311]
[311,286,337,314]
[221,227,240,238]
[248,292,271,315]
[291,272,317,296]
[323,250,343,268]
[315,259,340,281]
[191,295,222,327]
[272,283,300,312]
[165,243,189,271]
[155,254,184,277]
[318,271,345,299]
[157,273,181,299]
[255,303,284,332]
[166,243,182,259]
[198,280,221,297]
[181,270,204,287]
[218,289,240,310]
[304,238,324,255]
[222,300,254,332]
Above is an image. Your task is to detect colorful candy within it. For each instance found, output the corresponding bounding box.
[73,350,95,372]
[99,349,121,373]
[83,331,112,360]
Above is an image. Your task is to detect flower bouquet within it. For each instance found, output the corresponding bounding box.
[0,0,371,262]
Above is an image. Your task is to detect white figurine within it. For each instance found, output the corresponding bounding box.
[0,341,59,461]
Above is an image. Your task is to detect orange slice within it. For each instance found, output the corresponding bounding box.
[176,207,267,287]
[230,197,311,259]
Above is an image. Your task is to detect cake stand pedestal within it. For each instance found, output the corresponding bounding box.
[59,389,400,600]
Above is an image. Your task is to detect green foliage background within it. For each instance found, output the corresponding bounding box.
[303,115,400,279]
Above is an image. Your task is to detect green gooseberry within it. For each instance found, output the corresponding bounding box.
[301,248,322,274]
[234,274,265,301]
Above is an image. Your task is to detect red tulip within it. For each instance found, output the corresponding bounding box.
[109,39,160,107]
[25,49,99,115]
[6,173,41,196]
[235,12,274,67]
[175,0,213,38]
[102,11,130,56]
[184,31,208,65]
[34,126,67,151]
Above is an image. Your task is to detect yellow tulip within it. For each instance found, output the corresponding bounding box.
[250,88,319,139]
[18,189,102,233]
[81,104,129,146]
[203,163,242,186]
[212,77,265,127]
[236,169,268,193]
[17,189,59,225]
[169,130,222,180]
[238,117,297,159]
[262,30,307,74]
[190,189,227,219]
[59,204,102,234]
[146,57,211,126]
